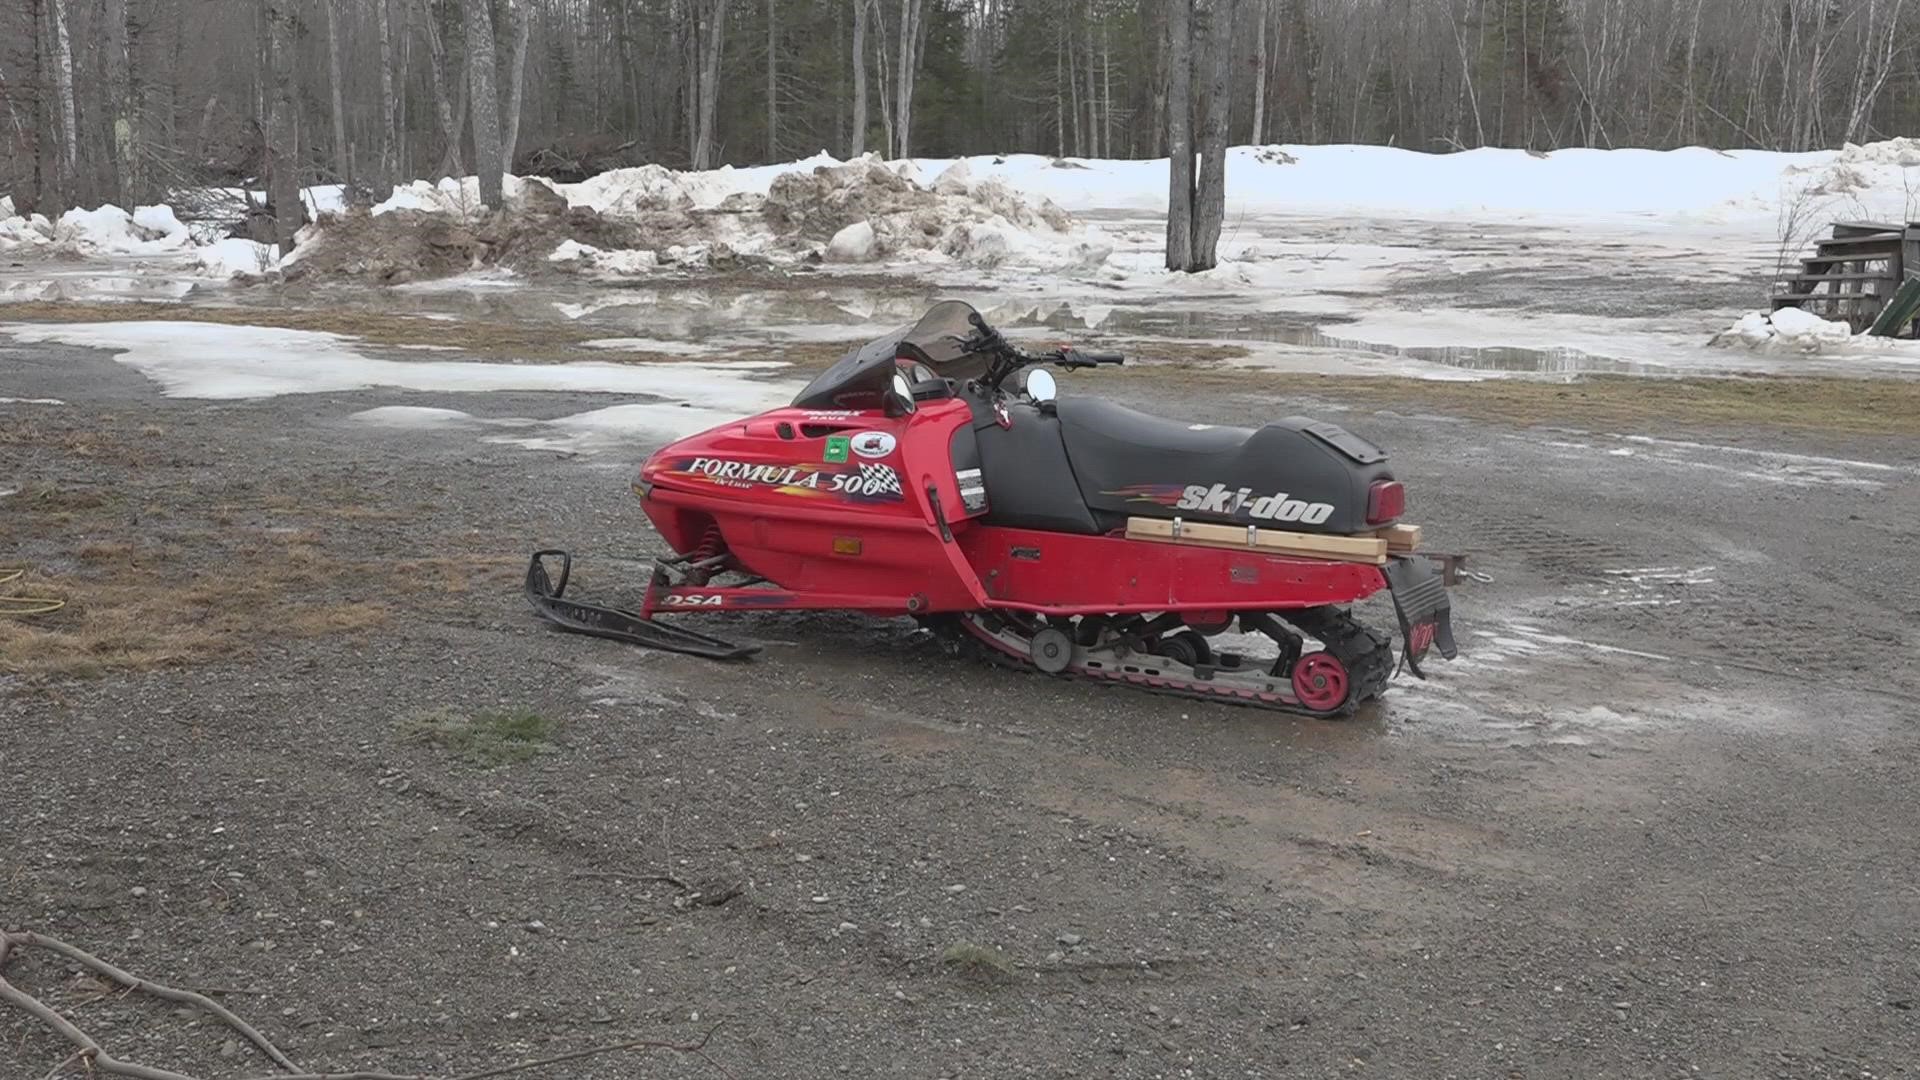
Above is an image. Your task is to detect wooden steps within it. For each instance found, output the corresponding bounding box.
[1772,221,1920,331]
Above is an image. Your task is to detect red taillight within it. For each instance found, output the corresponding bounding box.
[1366,480,1404,525]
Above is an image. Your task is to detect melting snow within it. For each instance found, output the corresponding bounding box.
[0,321,800,411]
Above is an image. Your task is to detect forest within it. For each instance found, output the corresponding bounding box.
[1,0,1915,218]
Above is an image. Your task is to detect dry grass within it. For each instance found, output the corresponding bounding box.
[1110,366,1920,437]
[0,424,515,680]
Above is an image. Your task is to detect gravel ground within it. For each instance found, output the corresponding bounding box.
[2,330,1917,1080]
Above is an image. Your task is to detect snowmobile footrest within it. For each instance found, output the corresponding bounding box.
[524,550,760,661]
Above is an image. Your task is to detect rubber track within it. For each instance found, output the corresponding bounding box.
[954,612,1395,719]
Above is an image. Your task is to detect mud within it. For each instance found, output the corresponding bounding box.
[3,326,1917,1078]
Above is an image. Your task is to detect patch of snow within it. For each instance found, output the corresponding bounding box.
[0,397,67,405]
[549,239,660,275]
[54,204,195,255]
[349,406,479,427]
[0,321,800,411]
[579,338,730,356]
[194,238,279,278]
[826,221,877,262]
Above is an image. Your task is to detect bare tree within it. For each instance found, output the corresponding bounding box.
[1190,0,1239,271]
[850,0,867,156]
[462,0,504,204]
[502,0,531,171]
[1249,0,1266,145]
[1165,0,1193,270]
[894,0,925,157]
[325,0,350,184]
[263,0,302,255]
[49,0,77,191]
[766,0,777,159]
[691,0,730,169]
[376,0,398,183]
[420,0,467,178]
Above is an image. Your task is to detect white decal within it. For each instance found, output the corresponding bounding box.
[1176,483,1334,526]
[850,430,897,459]
[663,594,723,606]
[829,462,903,498]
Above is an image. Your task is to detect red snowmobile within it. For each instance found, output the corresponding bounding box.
[528,300,1457,716]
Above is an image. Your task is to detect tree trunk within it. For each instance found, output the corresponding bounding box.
[49,0,78,189]
[1190,0,1239,270]
[1250,0,1267,145]
[325,0,350,185]
[1083,17,1098,158]
[1164,0,1194,271]
[263,0,303,256]
[850,0,867,156]
[376,0,397,184]
[873,0,894,157]
[502,0,531,173]
[422,0,467,178]
[1066,24,1081,156]
[461,0,504,205]
[766,0,778,160]
[692,0,729,169]
[103,0,133,205]
[895,0,923,157]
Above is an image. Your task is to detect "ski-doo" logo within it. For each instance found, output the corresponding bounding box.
[1175,484,1335,525]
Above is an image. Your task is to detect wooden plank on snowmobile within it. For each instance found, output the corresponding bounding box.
[1125,517,1388,565]
[1375,523,1422,552]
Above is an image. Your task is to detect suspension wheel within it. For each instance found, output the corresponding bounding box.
[1291,651,1350,712]
[1154,630,1213,667]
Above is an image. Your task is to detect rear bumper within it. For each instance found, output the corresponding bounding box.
[1382,554,1458,677]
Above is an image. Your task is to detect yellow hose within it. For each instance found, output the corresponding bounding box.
[0,568,65,617]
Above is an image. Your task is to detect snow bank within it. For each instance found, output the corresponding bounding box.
[1713,308,1867,353]
[0,209,54,251]
[314,152,1103,280]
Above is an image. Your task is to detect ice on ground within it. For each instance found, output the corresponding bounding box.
[0,321,801,411]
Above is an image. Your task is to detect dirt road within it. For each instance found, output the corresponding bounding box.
[3,331,1917,1079]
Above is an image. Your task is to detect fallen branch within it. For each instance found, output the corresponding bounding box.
[6,930,300,1071]
[0,929,727,1080]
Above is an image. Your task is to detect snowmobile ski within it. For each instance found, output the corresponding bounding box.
[524,550,759,661]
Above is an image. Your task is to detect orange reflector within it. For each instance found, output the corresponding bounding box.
[832,537,862,556]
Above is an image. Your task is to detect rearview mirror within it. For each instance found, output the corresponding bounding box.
[886,371,917,416]
[1024,368,1057,404]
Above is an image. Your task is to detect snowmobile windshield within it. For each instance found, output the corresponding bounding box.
[790,301,988,409]
[896,301,983,366]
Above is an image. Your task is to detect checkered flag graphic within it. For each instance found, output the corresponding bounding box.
[857,462,903,497]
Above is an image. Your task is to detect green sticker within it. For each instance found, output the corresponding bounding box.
[824,435,851,463]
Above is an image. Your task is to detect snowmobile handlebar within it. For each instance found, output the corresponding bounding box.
[962,312,1124,389]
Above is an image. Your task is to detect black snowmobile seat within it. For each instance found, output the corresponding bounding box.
[1053,396,1396,535]
[1054,397,1254,459]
